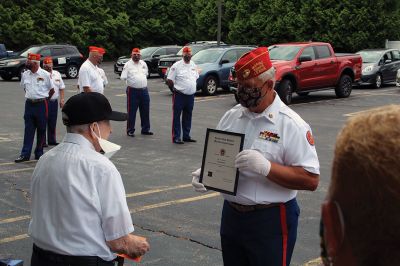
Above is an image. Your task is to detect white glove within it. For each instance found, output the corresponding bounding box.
[235,149,271,176]
[191,168,207,193]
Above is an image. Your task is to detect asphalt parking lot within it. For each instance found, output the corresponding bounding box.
[0,62,399,265]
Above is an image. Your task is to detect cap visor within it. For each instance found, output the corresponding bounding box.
[108,111,128,121]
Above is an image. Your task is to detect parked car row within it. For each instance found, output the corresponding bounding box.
[0,44,84,80]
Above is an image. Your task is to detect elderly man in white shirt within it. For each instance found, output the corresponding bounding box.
[42,56,65,146]
[191,47,320,266]
[78,46,106,94]
[29,92,150,266]
[120,47,153,137]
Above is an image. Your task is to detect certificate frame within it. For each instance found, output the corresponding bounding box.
[199,128,244,195]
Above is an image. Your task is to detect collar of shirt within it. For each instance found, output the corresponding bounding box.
[239,93,281,123]
[63,133,96,151]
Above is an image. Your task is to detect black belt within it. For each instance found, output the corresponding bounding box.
[26,98,46,103]
[127,86,146,90]
[228,201,282,212]
[32,244,114,266]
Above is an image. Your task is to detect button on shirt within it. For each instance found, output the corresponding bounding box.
[29,133,134,261]
[120,59,148,88]
[20,68,53,99]
[217,95,320,205]
[78,60,104,93]
[49,70,65,100]
[167,59,199,95]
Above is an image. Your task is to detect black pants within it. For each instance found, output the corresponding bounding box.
[31,244,114,266]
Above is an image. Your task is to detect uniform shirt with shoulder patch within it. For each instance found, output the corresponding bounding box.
[120,59,148,88]
[20,67,53,99]
[78,60,104,94]
[49,70,65,100]
[167,59,199,95]
[217,94,320,205]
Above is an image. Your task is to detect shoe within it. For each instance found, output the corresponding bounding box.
[34,155,42,160]
[141,131,154,135]
[173,139,184,144]
[127,132,135,137]
[15,156,29,163]
[183,138,197,142]
[48,142,59,146]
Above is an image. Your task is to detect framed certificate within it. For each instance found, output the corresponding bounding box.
[199,128,245,195]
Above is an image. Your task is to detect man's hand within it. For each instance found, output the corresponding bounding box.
[59,98,65,108]
[107,234,150,259]
[191,168,207,193]
[235,149,271,177]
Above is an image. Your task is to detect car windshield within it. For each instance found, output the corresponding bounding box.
[19,46,41,57]
[140,47,159,57]
[268,45,302,61]
[177,46,208,56]
[356,51,383,63]
[192,49,224,64]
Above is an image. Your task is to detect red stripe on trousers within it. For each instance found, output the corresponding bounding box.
[127,87,130,132]
[171,92,176,142]
[280,203,288,266]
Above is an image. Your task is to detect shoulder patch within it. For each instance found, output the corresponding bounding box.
[306,131,315,146]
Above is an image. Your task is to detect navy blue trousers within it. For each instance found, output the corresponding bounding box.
[126,87,150,134]
[172,92,194,142]
[220,199,299,266]
[21,100,48,159]
[46,99,58,144]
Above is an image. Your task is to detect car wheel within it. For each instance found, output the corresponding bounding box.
[297,92,309,97]
[202,76,218,96]
[0,74,12,81]
[335,74,352,98]
[18,67,26,81]
[278,79,293,105]
[66,64,79,79]
[374,74,382,88]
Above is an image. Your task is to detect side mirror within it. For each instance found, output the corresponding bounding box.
[299,55,312,63]
[220,59,230,64]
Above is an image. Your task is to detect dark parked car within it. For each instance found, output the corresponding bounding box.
[192,46,254,95]
[0,44,84,81]
[356,48,400,88]
[158,41,228,78]
[114,45,182,77]
[0,44,18,59]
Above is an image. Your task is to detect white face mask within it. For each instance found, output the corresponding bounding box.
[92,123,121,158]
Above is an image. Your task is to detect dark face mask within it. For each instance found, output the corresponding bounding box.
[43,65,52,72]
[132,55,140,62]
[237,86,267,108]
[97,56,103,65]
[25,62,33,71]
[183,55,191,62]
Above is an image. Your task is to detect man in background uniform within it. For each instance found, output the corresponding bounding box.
[15,53,54,163]
[166,46,198,144]
[43,56,65,146]
[192,47,320,266]
[78,46,106,93]
[120,48,153,137]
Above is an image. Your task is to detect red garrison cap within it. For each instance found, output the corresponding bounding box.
[28,53,41,61]
[131,48,140,54]
[182,46,192,54]
[89,46,106,55]
[234,47,273,81]
[43,56,53,65]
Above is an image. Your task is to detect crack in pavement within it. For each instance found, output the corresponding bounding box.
[135,224,222,251]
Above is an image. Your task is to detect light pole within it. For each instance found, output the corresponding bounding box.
[217,0,222,46]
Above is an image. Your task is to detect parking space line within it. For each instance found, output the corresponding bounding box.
[0,161,37,167]
[303,257,322,266]
[129,192,220,213]
[0,233,29,244]
[0,193,220,244]
[195,95,232,103]
[0,167,35,174]
[0,215,31,225]
[344,109,373,117]
[115,93,126,97]
[126,184,192,198]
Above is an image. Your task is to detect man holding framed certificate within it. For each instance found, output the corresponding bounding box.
[192,47,320,266]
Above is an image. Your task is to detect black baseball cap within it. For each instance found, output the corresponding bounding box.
[62,92,127,126]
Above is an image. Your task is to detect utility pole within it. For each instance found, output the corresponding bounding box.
[217,0,222,46]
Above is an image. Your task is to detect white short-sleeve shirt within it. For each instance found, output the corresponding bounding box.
[217,94,320,205]
[167,59,199,95]
[78,60,104,93]
[49,70,65,100]
[20,67,53,99]
[29,133,134,261]
[120,59,148,88]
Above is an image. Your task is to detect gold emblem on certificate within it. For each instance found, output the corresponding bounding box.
[199,128,244,195]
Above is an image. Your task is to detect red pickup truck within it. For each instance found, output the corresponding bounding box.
[269,42,362,104]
